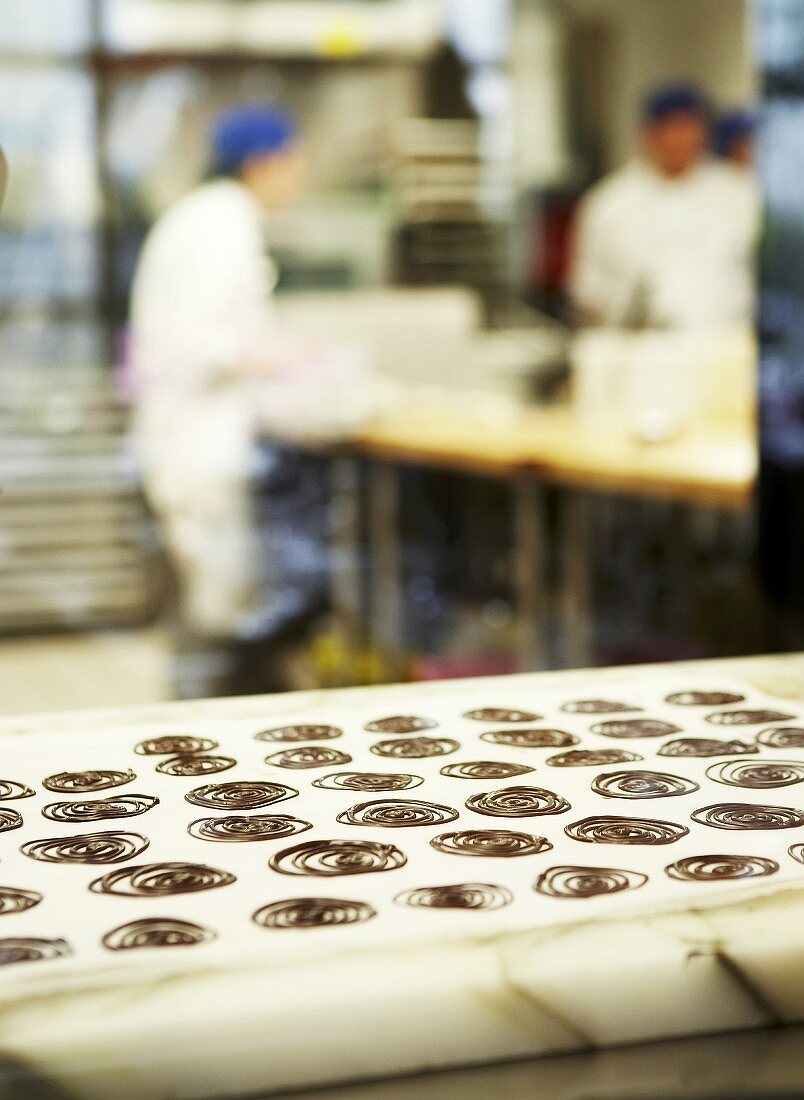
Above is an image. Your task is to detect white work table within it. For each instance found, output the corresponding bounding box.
[0,652,802,1098]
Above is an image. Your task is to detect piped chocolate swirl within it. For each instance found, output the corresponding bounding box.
[269,839,407,877]
[665,854,779,882]
[665,691,745,706]
[757,727,804,749]
[312,772,423,792]
[466,785,570,818]
[185,781,298,810]
[253,897,376,929]
[658,738,758,758]
[430,829,551,858]
[591,770,698,799]
[395,883,512,911]
[480,728,578,749]
[102,918,215,951]
[188,814,312,843]
[90,862,235,897]
[0,887,42,916]
[463,708,540,722]
[42,794,159,823]
[264,747,352,770]
[43,769,135,793]
[535,865,647,898]
[690,803,804,830]
[0,938,70,966]
[0,781,34,801]
[135,736,217,756]
[706,709,796,726]
[255,725,343,743]
[0,809,22,835]
[561,700,641,714]
[591,719,681,739]
[547,749,643,768]
[364,716,438,734]
[22,831,149,865]
[440,761,534,780]
[337,798,458,828]
[706,759,804,789]
[156,755,236,777]
[370,737,459,759]
[565,815,688,844]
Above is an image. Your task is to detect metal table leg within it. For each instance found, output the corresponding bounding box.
[367,461,404,679]
[560,489,595,669]
[328,456,363,686]
[513,478,549,672]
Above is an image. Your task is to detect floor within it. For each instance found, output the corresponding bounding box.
[0,627,172,717]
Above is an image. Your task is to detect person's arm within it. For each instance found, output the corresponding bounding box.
[569,191,617,327]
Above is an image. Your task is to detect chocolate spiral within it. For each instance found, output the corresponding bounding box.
[547,749,643,768]
[757,727,804,749]
[42,794,159,823]
[591,719,681,739]
[564,815,689,844]
[395,883,512,911]
[0,809,23,835]
[0,887,42,916]
[665,691,745,706]
[90,862,236,897]
[135,736,217,756]
[312,772,423,792]
[466,785,571,818]
[364,716,438,734]
[691,803,804,830]
[561,700,641,714]
[102,919,215,951]
[264,747,352,770]
[706,759,804,789]
[337,798,458,828]
[0,938,70,966]
[463,708,540,723]
[591,770,699,799]
[658,737,758,758]
[535,865,648,898]
[269,839,407,877]
[706,709,796,726]
[156,755,236,777]
[255,725,343,743]
[440,761,534,780]
[370,737,459,759]
[665,854,779,882]
[43,769,136,793]
[22,831,149,865]
[0,781,34,801]
[185,781,298,810]
[789,843,804,865]
[480,729,579,749]
[253,897,376,929]
[188,814,312,843]
[430,829,551,858]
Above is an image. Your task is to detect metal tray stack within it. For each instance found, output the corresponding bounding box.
[0,377,158,631]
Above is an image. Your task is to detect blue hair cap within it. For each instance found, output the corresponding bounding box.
[642,83,709,123]
[713,108,757,157]
[212,105,296,172]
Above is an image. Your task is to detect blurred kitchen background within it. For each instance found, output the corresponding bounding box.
[0,0,801,715]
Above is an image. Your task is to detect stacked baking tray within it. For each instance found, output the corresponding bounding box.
[0,378,157,631]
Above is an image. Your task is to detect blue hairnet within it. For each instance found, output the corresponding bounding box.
[642,83,709,123]
[212,105,296,172]
[712,109,757,157]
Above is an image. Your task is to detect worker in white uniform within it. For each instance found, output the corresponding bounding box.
[130,105,324,693]
[571,85,760,330]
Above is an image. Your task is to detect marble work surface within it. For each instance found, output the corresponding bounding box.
[0,653,802,1099]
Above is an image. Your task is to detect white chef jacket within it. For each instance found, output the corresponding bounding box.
[130,180,278,636]
[571,158,760,329]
